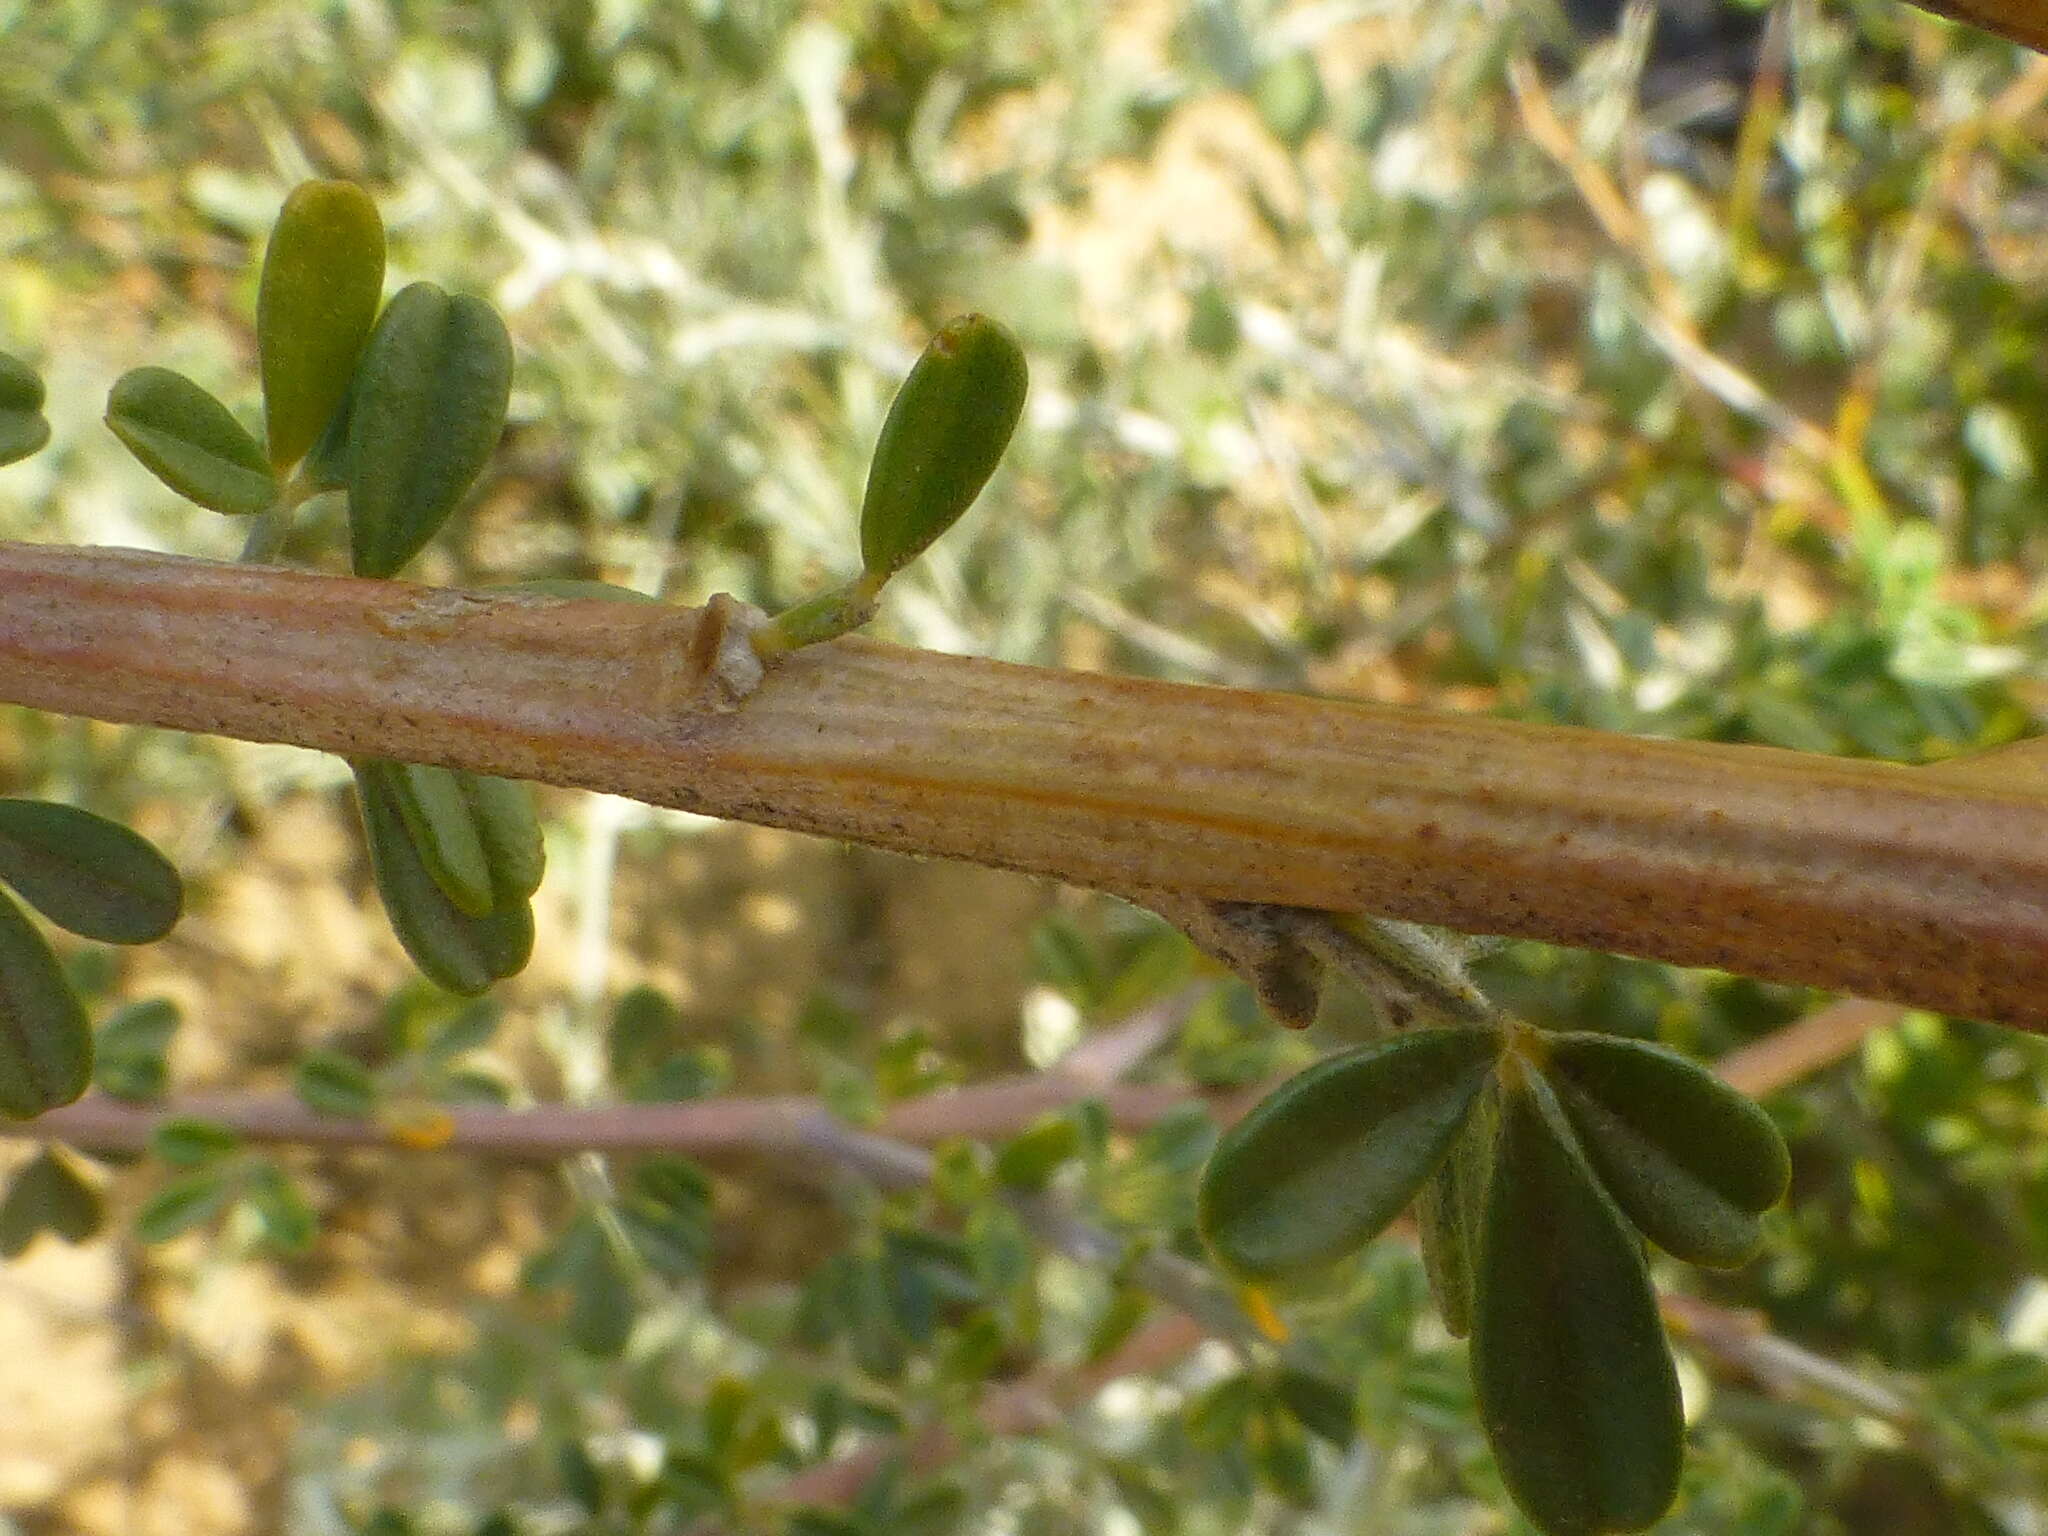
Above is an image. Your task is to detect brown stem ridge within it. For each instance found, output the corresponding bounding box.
[1905,0,2048,52]
[3,542,2048,1025]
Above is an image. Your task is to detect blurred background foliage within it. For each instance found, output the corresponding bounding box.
[6,0,2048,1532]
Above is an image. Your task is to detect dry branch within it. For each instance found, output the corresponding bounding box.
[4,542,2048,1025]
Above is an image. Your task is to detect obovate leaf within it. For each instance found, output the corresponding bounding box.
[1472,1063,1682,1536]
[346,282,513,578]
[1197,1026,1500,1279]
[0,351,51,466]
[1544,1032,1791,1269]
[0,798,183,944]
[0,889,91,1118]
[294,1048,379,1117]
[257,179,386,470]
[389,763,495,917]
[1414,1079,1496,1337]
[858,314,1028,582]
[353,762,533,995]
[0,1148,102,1257]
[458,773,545,901]
[105,366,277,515]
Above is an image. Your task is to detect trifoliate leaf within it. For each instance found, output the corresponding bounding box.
[0,1149,102,1256]
[257,179,386,470]
[346,283,513,578]
[1197,1026,1500,1279]
[0,798,182,944]
[858,314,1027,581]
[0,351,51,467]
[0,889,91,1118]
[1544,1032,1790,1269]
[1473,1065,1682,1536]
[105,366,277,515]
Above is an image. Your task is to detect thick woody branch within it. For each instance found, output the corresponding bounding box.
[3,543,2048,1025]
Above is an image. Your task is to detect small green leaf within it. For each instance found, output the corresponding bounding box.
[135,1167,232,1244]
[244,1159,317,1252]
[388,763,495,916]
[0,1148,102,1256]
[294,1049,378,1118]
[1414,1081,1495,1337]
[300,368,356,491]
[0,351,51,467]
[346,283,513,578]
[353,762,533,996]
[1197,1026,1500,1279]
[994,1112,1080,1190]
[562,1213,635,1357]
[1543,1032,1791,1269]
[0,798,183,944]
[858,314,1027,582]
[1472,1064,1682,1536]
[0,889,91,1118]
[106,366,277,515]
[258,179,386,470]
[459,774,545,901]
[618,1155,712,1279]
[151,1115,243,1167]
[95,997,178,1101]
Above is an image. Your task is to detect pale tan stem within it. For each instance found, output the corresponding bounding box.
[4,542,2048,1025]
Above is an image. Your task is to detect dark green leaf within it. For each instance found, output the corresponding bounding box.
[353,762,533,995]
[1197,1026,1500,1278]
[1273,1368,1356,1446]
[1544,1032,1791,1268]
[0,1148,102,1256]
[105,366,276,515]
[258,179,386,470]
[0,350,50,466]
[151,1116,242,1167]
[0,889,92,1118]
[346,283,513,578]
[294,1049,378,1118]
[1415,1082,1496,1337]
[562,1214,635,1357]
[0,798,183,944]
[858,314,1027,580]
[1473,1064,1682,1536]
[135,1168,232,1244]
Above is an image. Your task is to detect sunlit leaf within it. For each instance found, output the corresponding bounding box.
[858,314,1027,581]
[258,179,386,470]
[105,366,276,515]
[0,351,50,466]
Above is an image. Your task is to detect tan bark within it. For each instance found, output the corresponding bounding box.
[3,542,2048,1025]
